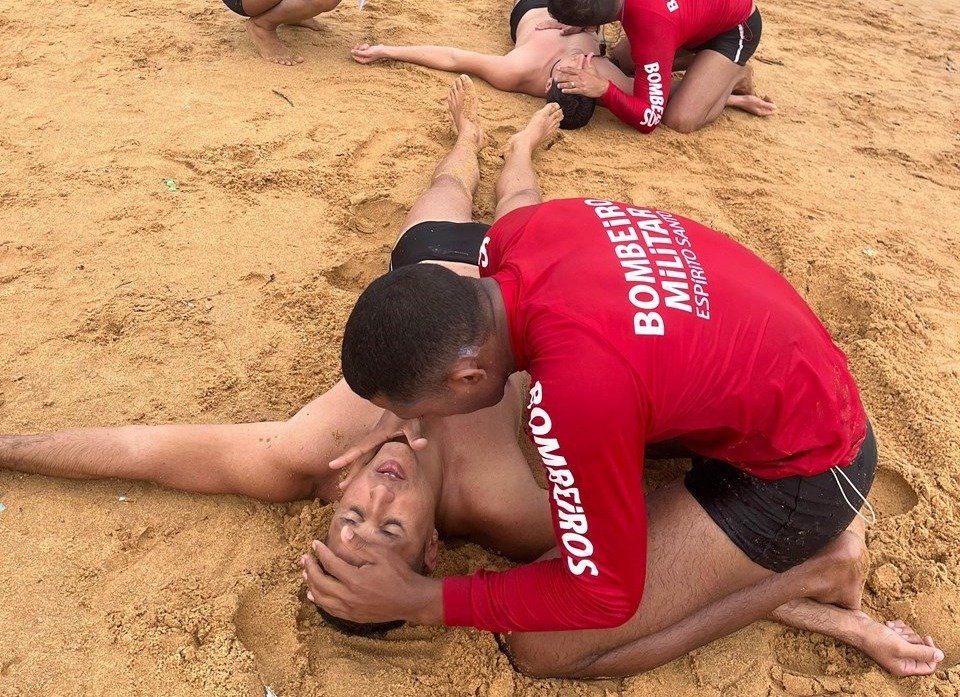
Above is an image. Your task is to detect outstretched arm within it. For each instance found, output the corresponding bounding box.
[352,43,524,93]
[0,380,382,503]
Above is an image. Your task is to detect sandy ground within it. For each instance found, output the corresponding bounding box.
[1,0,958,694]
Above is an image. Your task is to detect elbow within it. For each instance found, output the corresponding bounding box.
[594,591,641,629]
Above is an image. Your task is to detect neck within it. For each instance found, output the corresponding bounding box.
[476,277,518,376]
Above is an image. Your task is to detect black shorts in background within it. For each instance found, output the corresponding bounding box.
[685,422,877,572]
[510,0,550,43]
[390,221,490,270]
[691,8,762,65]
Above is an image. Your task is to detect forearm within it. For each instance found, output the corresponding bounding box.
[0,421,301,499]
[0,429,136,480]
[382,45,467,72]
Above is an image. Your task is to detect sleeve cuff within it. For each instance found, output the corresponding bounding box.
[442,575,475,627]
[599,80,619,106]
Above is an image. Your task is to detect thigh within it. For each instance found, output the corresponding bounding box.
[240,0,284,16]
[507,480,770,664]
[608,37,634,74]
[666,49,743,119]
[400,178,476,239]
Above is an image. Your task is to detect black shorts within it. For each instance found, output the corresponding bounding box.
[222,0,248,16]
[684,422,877,572]
[390,221,490,270]
[510,0,549,44]
[691,8,762,65]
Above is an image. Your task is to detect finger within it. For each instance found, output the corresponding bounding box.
[561,86,585,95]
[301,553,342,597]
[402,421,427,451]
[313,539,369,579]
[336,526,381,565]
[585,52,594,67]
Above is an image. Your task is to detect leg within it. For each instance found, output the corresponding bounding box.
[399,76,485,237]
[608,37,634,75]
[493,103,562,220]
[243,0,341,66]
[662,51,774,133]
[505,483,942,679]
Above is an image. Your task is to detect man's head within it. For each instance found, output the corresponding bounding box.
[341,264,508,419]
[546,57,597,129]
[548,0,622,26]
[319,438,440,635]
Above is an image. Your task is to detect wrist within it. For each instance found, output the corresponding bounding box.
[405,576,444,626]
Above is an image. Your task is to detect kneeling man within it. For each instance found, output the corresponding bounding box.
[312,193,942,678]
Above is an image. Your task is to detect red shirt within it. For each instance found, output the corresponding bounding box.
[442,199,867,632]
[601,0,753,131]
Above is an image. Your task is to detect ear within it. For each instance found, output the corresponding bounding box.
[449,356,485,387]
[422,529,440,573]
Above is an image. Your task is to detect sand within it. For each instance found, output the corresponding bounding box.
[0,0,958,694]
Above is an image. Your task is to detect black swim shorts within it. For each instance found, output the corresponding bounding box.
[685,422,877,572]
[390,221,490,270]
[510,0,550,44]
[691,7,762,65]
[222,0,248,16]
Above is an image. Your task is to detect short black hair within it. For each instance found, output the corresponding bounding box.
[317,606,406,637]
[547,78,597,130]
[548,0,620,26]
[341,264,488,403]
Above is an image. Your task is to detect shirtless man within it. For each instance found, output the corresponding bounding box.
[221,0,341,66]
[351,0,774,129]
[545,0,774,132]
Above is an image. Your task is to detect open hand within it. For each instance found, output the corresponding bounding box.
[329,410,427,470]
[555,53,609,98]
[302,530,443,625]
[351,42,388,64]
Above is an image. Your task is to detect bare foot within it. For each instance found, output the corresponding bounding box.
[291,17,323,31]
[447,75,484,149]
[811,529,869,610]
[245,19,304,66]
[856,615,944,677]
[727,93,777,117]
[504,102,563,157]
[733,63,756,95]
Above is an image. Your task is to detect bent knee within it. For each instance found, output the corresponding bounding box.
[308,0,341,12]
[502,634,599,679]
[662,109,707,134]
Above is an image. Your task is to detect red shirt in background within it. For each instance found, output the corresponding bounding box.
[601,0,753,131]
[442,199,867,632]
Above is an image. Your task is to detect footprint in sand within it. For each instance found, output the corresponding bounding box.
[350,197,406,237]
[870,467,919,518]
[322,254,388,294]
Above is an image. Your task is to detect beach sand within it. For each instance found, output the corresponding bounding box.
[0,0,958,694]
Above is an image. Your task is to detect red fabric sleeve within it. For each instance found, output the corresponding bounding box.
[601,14,676,133]
[443,328,649,631]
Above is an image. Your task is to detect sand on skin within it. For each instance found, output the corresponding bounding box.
[0,0,958,695]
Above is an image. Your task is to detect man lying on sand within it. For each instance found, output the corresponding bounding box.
[545,0,773,132]
[221,0,341,65]
[1,78,941,680]
[351,0,774,129]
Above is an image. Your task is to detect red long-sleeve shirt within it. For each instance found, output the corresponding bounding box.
[602,0,753,131]
[442,199,867,632]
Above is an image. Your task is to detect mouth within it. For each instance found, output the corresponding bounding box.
[375,460,406,480]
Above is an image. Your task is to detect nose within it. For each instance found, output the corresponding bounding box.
[369,483,396,512]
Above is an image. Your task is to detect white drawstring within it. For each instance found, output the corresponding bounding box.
[830,466,877,524]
